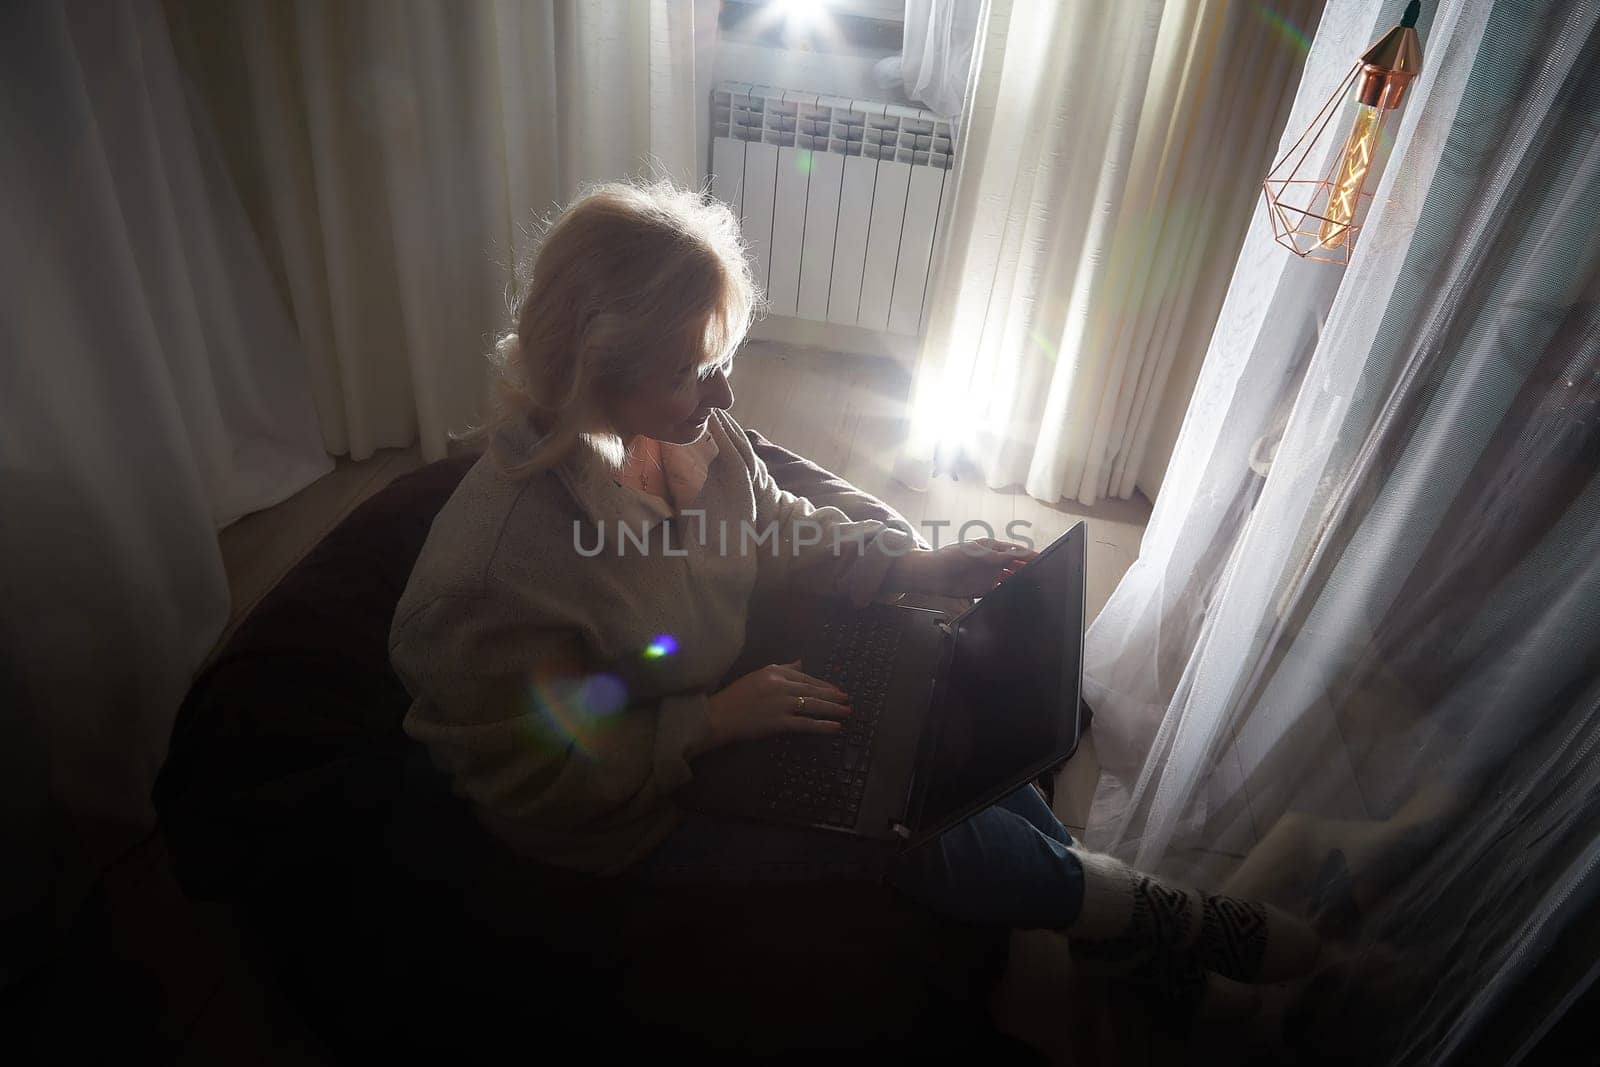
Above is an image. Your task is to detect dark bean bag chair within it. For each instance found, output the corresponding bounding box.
[154,429,1042,1063]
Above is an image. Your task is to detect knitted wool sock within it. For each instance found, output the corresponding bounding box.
[1065,848,1321,985]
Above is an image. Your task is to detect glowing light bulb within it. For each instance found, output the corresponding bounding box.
[1260,0,1419,262]
[1319,104,1381,250]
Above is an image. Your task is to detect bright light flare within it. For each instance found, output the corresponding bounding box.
[771,0,830,31]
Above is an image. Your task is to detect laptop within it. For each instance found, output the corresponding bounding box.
[679,521,1087,851]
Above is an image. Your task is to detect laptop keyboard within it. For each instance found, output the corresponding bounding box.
[760,612,904,828]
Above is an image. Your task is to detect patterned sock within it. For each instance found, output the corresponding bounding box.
[1067,849,1202,947]
[1065,848,1320,984]
[1197,892,1321,983]
[1062,850,1203,1006]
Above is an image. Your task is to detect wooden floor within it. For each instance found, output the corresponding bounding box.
[86,340,1152,1063]
[215,444,427,658]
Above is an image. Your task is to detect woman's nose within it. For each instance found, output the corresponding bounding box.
[701,367,734,410]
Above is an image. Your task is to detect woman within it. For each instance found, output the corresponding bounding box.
[389,180,1318,1021]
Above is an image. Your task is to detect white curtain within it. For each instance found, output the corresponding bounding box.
[895,0,1324,507]
[898,0,983,131]
[0,0,329,975]
[1084,0,1600,1059]
[167,0,700,463]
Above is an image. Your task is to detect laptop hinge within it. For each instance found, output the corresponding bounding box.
[900,619,961,841]
[897,674,947,846]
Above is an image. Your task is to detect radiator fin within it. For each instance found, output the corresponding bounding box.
[709,82,953,337]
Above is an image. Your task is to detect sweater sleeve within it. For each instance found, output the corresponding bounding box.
[390,590,711,862]
[733,426,918,608]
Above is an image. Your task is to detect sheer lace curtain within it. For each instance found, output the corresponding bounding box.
[166,0,700,463]
[1,0,329,975]
[894,0,1324,508]
[898,0,983,134]
[1084,0,1600,1060]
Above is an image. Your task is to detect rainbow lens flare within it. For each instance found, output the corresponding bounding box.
[524,671,629,754]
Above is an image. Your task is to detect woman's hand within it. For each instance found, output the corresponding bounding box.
[703,659,852,750]
[887,539,1037,598]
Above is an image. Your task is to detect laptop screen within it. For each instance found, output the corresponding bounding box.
[913,523,1087,840]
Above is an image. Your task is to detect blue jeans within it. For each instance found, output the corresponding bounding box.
[636,785,1085,929]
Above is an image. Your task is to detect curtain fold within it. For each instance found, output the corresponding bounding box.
[895,0,1324,507]
[1083,0,1600,1060]
[168,0,700,463]
[899,0,982,130]
[1,0,329,972]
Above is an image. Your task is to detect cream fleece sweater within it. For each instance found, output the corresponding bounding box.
[389,409,916,875]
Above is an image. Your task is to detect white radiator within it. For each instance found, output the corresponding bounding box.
[709,82,954,337]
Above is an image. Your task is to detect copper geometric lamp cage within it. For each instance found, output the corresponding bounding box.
[1262,1,1424,264]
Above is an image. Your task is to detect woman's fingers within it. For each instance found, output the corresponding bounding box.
[781,714,846,735]
[785,695,852,721]
[773,661,849,701]
[991,541,1039,563]
[967,538,1035,557]
[789,675,852,702]
[797,683,852,709]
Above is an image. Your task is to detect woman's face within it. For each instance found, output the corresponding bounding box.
[606,346,736,445]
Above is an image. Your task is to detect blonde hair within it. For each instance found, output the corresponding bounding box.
[485,179,760,474]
